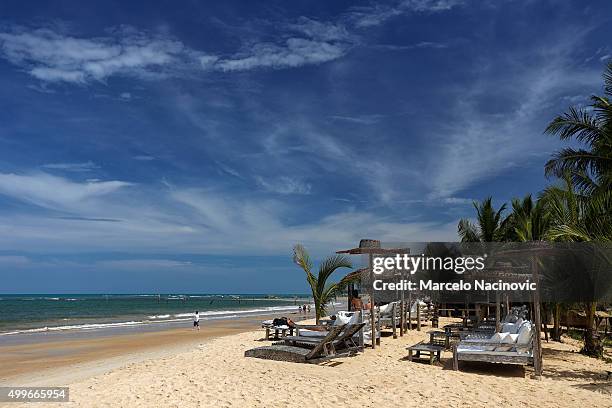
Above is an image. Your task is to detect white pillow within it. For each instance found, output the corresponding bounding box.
[299,329,328,337]
[490,332,509,342]
[334,311,356,325]
[516,323,532,345]
[506,333,520,343]
[379,303,394,315]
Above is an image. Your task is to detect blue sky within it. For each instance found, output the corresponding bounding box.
[0,0,610,293]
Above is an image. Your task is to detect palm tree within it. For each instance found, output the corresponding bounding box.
[541,175,612,243]
[458,197,509,242]
[540,175,612,356]
[292,244,353,324]
[507,194,550,242]
[544,62,612,195]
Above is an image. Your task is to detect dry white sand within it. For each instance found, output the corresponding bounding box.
[4,319,611,408]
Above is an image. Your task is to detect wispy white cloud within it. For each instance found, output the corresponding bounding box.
[255,176,312,195]
[211,19,352,72]
[0,172,131,210]
[0,18,353,82]
[329,114,384,125]
[133,155,156,161]
[0,2,461,83]
[348,0,463,28]
[41,161,99,172]
[0,26,203,83]
[425,28,601,198]
[96,259,193,269]
[370,41,449,51]
[215,162,244,179]
[0,172,458,256]
[214,39,347,72]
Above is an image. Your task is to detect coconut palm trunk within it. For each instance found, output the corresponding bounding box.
[583,301,603,357]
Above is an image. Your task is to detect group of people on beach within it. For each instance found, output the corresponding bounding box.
[298,304,311,314]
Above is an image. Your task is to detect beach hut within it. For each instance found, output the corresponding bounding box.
[336,239,410,349]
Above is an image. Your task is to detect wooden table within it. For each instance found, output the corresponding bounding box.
[263,325,294,340]
[407,342,444,365]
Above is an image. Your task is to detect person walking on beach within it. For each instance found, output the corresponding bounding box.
[193,310,200,331]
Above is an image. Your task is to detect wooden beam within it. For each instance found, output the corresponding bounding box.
[369,253,376,349]
[495,291,501,332]
[532,255,543,379]
[392,302,397,339]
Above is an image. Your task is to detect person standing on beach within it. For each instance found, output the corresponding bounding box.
[193,311,200,330]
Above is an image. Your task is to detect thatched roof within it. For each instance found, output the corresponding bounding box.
[337,238,409,255]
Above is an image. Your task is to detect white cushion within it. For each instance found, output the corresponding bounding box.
[516,323,532,345]
[379,303,394,316]
[299,329,328,337]
[334,311,358,325]
[489,332,509,342]
[506,333,520,343]
[502,319,525,334]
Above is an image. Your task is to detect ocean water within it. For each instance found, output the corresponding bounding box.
[0,294,311,336]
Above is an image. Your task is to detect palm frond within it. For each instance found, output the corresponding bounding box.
[458,218,479,242]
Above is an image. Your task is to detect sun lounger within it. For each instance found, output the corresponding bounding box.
[245,325,351,363]
[452,322,535,370]
[281,323,366,353]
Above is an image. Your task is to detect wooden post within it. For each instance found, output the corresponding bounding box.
[505,293,510,318]
[495,291,501,332]
[369,253,376,349]
[376,307,381,346]
[532,255,543,379]
[392,303,397,339]
[400,270,405,337]
[358,310,364,348]
[417,302,421,331]
[408,290,412,331]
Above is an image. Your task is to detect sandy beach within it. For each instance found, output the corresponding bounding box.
[2,317,610,408]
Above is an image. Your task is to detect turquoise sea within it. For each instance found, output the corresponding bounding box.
[0,294,311,337]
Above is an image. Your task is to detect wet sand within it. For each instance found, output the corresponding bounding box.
[0,313,311,385]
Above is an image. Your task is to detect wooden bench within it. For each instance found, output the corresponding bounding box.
[407,342,444,365]
[427,330,449,349]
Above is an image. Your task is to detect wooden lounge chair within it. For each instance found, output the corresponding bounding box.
[245,325,349,363]
[281,323,366,353]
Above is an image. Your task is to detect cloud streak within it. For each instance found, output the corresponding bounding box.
[348,0,463,28]
[0,18,353,83]
[0,172,132,210]
[0,172,457,256]
[0,26,202,83]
